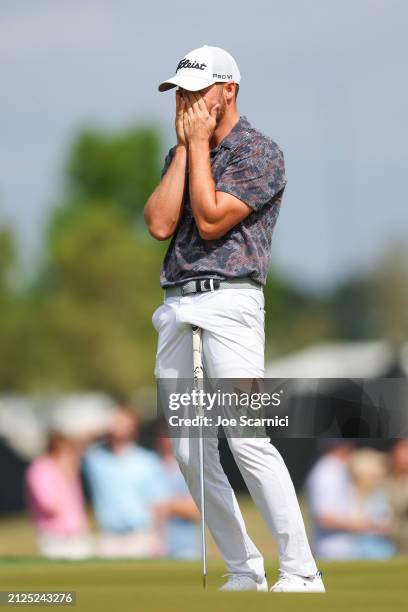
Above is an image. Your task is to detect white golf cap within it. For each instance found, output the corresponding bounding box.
[158,44,241,92]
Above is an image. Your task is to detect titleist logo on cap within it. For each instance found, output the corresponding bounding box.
[176,58,207,72]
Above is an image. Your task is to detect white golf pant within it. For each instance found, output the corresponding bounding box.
[152,287,317,579]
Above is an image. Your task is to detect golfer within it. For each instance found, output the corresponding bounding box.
[144,44,325,593]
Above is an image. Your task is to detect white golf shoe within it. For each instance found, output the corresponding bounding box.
[219,573,268,592]
[270,570,325,593]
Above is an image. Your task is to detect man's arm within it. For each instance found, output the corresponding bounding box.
[188,140,252,240]
[183,91,286,241]
[154,496,200,521]
[183,91,251,240]
[144,90,188,241]
[144,144,187,240]
[315,514,388,534]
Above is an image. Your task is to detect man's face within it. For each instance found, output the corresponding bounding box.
[392,439,408,475]
[179,83,227,123]
[109,409,138,445]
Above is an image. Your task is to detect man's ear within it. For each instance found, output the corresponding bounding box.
[224,82,235,101]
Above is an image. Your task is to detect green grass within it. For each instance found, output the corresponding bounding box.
[0,557,407,612]
[1,500,407,610]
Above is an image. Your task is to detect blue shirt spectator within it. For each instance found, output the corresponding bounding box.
[161,458,200,558]
[305,442,357,559]
[84,442,168,533]
[153,426,200,559]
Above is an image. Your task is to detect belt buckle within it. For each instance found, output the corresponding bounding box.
[180,282,190,297]
[180,279,221,296]
[201,279,220,293]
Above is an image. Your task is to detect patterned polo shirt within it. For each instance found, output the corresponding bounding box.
[159,115,287,287]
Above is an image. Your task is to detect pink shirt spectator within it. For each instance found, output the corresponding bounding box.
[25,456,88,536]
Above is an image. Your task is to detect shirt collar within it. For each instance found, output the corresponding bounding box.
[210,115,251,154]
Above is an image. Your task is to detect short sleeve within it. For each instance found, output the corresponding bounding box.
[305,462,352,518]
[160,145,177,180]
[216,139,287,212]
[25,461,58,515]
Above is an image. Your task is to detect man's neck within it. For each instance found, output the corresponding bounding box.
[109,440,134,454]
[210,110,241,150]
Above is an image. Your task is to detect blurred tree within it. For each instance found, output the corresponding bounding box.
[66,126,161,218]
[0,228,15,299]
[327,276,376,340]
[369,239,408,348]
[0,228,30,390]
[264,269,332,358]
[27,123,168,396]
[0,124,167,395]
[47,125,162,253]
[39,205,164,394]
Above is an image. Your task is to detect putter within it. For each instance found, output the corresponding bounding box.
[192,325,207,590]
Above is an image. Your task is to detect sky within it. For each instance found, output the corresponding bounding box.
[0,0,407,291]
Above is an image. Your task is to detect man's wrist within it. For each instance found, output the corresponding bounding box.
[175,143,187,155]
[188,138,210,154]
[174,144,188,167]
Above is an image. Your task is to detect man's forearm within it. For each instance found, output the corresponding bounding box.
[188,140,218,234]
[144,145,187,240]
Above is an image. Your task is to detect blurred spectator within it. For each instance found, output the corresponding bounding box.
[305,440,357,559]
[153,422,200,559]
[83,406,167,558]
[387,438,408,553]
[348,448,396,558]
[25,432,93,559]
[305,441,397,559]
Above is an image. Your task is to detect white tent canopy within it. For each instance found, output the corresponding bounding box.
[265,340,398,378]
